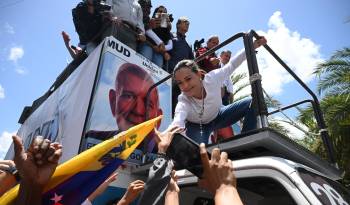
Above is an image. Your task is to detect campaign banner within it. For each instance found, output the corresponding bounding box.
[5,43,103,163]
[82,36,172,164]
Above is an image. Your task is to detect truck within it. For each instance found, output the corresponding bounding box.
[5,29,349,204]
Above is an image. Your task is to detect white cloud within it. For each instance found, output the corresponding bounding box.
[8,46,27,74]
[4,22,15,34]
[269,116,307,140]
[233,11,323,97]
[8,46,24,63]
[0,84,4,99]
[0,131,16,159]
[15,67,26,74]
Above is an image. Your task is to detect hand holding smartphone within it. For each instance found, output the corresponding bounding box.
[166,133,210,178]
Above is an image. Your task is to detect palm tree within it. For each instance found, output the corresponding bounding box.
[230,72,294,138]
[297,47,350,186]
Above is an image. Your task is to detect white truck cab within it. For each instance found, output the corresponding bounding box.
[176,156,349,205]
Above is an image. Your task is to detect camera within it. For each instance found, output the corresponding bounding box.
[155,13,174,28]
[194,38,204,51]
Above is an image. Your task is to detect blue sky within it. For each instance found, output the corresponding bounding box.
[0,0,349,158]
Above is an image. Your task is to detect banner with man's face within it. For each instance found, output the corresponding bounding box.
[82,36,172,164]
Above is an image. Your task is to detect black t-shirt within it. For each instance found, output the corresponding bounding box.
[72,2,103,45]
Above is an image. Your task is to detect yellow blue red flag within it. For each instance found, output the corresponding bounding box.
[0,116,161,205]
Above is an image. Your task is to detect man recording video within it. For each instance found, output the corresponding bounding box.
[72,0,110,54]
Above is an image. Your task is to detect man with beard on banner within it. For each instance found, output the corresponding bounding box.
[0,116,161,205]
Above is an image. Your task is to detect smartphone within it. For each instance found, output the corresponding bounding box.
[166,133,210,178]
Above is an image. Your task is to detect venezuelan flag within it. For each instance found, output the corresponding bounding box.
[0,116,162,205]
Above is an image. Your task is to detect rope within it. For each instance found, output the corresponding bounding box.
[249,73,262,84]
[262,89,322,137]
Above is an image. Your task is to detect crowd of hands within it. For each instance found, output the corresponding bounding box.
[0,126,243,205]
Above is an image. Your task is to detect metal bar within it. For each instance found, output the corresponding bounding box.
[243,31,269,128]
[268,100,313,116]
[250,30,337,165]
[145,74,172,120]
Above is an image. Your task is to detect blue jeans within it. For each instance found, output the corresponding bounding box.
[185,98,257,144]
[138,43,163,67]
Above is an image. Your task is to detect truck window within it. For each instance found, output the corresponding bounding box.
[179,177,297,205]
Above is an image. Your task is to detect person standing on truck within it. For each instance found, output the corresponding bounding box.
[72,0,107,54]
[104,0,146,51]
[160,37,267,144]
[195,35,221,73]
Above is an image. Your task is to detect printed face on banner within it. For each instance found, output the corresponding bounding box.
[108,63,163,133]
[83,37,172,161]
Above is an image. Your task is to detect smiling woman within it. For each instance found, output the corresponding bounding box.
[160,37,267,144]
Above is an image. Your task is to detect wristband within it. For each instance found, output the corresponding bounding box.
[156,152,169,159]
[0,163,21,182]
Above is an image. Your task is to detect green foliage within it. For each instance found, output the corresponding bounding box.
[268,121,291,137]
[297,47,350,186]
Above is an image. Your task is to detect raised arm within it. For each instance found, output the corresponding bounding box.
[199,143,243,205]
[210,37,267,83]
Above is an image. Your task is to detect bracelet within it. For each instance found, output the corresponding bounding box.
[0,164,21,182]
[156,152,169,159]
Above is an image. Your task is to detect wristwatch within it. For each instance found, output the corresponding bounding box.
[0,164,21,182]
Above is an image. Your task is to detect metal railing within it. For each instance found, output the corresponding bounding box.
[144,29,337,166]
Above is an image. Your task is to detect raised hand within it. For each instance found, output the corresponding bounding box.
[198,143,243,205]
[13,135,62,187]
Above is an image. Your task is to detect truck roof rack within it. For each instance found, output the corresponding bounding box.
[207,128,342,180]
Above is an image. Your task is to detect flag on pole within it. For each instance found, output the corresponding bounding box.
[0,116,162,205]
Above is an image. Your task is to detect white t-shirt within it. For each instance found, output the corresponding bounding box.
[220,62,234,94]
[171,50,246,128]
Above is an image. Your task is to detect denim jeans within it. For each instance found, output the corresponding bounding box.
[185,98,257,144]
[138,43,163,67]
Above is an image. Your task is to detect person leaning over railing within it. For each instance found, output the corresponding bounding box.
[160,37,267,145]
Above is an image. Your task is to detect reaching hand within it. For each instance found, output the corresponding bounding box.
[253,36,267,49]
[210,57,220,66]
[61,31,71,45]
[0,160,18,196]
[137,34,146,42]
[168,170,180,193]
[88,172,118,202]
[198,143,243,205]
[154,126,184,154]
[165,170,180,205]
[118,180,145,205]
[163,52,171,61]
[13,135,62,188]
[198,144,236,194]
[0,160,16,172]
[158,43,166,53]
